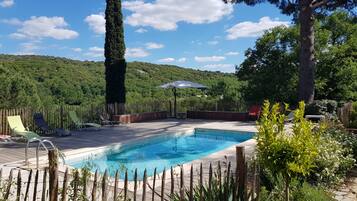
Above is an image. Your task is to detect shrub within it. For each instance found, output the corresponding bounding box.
[259,179,333,201]
[292,182,334,201]
[324,123,357,160]
[256,101,321,201]
[309,134,355,186]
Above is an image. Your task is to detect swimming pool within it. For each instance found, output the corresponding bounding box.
[68,128,253,180]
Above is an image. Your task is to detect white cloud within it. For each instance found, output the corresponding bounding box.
[207,40,219,45]
[1,18,22,25]
[84,13,105,34]
[203,64,235,73]
[194,56,225,62]
[226,16,289,40]
[10,16,78,40]
[15,42,41,55]
[225,51,239,56]
[125,47,150,58]
[84,46,104,58]
[157,57,186,63]
[72,48,82,52]
[123,0,233,31]
[158,57,175,63]
[0,0,14,7]
[145,42,164,49]
[135,28,148,33]
[177,57,187,63]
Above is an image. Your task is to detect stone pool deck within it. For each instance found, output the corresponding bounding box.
[0,119,258,200]
[0,119,257,165]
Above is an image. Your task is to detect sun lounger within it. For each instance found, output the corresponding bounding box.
[33,113,71,137]
[7,115,41,141]
[69,111,101,129]
[100,113,119,126]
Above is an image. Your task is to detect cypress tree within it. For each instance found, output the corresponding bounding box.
[105,0,126,107]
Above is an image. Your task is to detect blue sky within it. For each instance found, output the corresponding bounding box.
[0,0,292,72]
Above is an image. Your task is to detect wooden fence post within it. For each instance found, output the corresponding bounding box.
[113,170,119,201]
[236,146,246,201]
[16,170,21,201]
[124,170,128,201]
[60,105,64,129]
[189,165,193,201]
[24,169,32,201]
[92,170,98,201]
[33,169,39,201]
[152,168,157,201]
[142,169,147,201]
[161,168,166,201]
[4,169,13,200]
[61,168,68,201]
[41,168,47,201]
[199,163,203,201]
[101,170,108,201]
[170,167,174,197]
[49,150,58,201]
[133,169,137,201]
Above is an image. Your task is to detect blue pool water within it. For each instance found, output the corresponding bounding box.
[69,129,253,180]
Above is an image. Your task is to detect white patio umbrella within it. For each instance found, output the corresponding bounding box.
[159,80,208,117]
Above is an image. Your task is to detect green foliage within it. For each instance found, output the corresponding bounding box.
[350,102,357,128]
[307,121,356,186]
[170,168,235,201]
[105,0,125,60]
[236,26,299,104]
[323,121,357,160]
[0,55,243,109]
[257,101,319,178]
[237,11,357,104]
[259,181,333,201]
[105,0,126,104]
[291,182,333,201]
[0,64,42,108]
[257,100,321,200]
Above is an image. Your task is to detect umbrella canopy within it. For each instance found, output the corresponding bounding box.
[159,80,207,118]
[159,80,207,89]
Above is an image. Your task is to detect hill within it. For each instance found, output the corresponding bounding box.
[0,54,242,108]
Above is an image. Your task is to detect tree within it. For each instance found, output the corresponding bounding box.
[0,65,42,108]
[237,26,299,104]
[105,0,127,108]
[237,11,357,104]
[224,0,356,103]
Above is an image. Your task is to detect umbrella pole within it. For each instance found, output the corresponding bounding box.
[174,88,177,118]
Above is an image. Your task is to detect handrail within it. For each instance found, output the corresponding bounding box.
[25,138,42,165]
[25,138,65,169]
[41,140,66,165]
[36,141,49,169]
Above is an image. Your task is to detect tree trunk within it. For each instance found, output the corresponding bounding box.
[285,176,290,201]
[298,0,315,103]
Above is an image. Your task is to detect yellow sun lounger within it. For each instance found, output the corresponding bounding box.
[7,115,41,141]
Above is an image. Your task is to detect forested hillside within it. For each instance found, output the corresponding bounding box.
[0,55,242,108]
